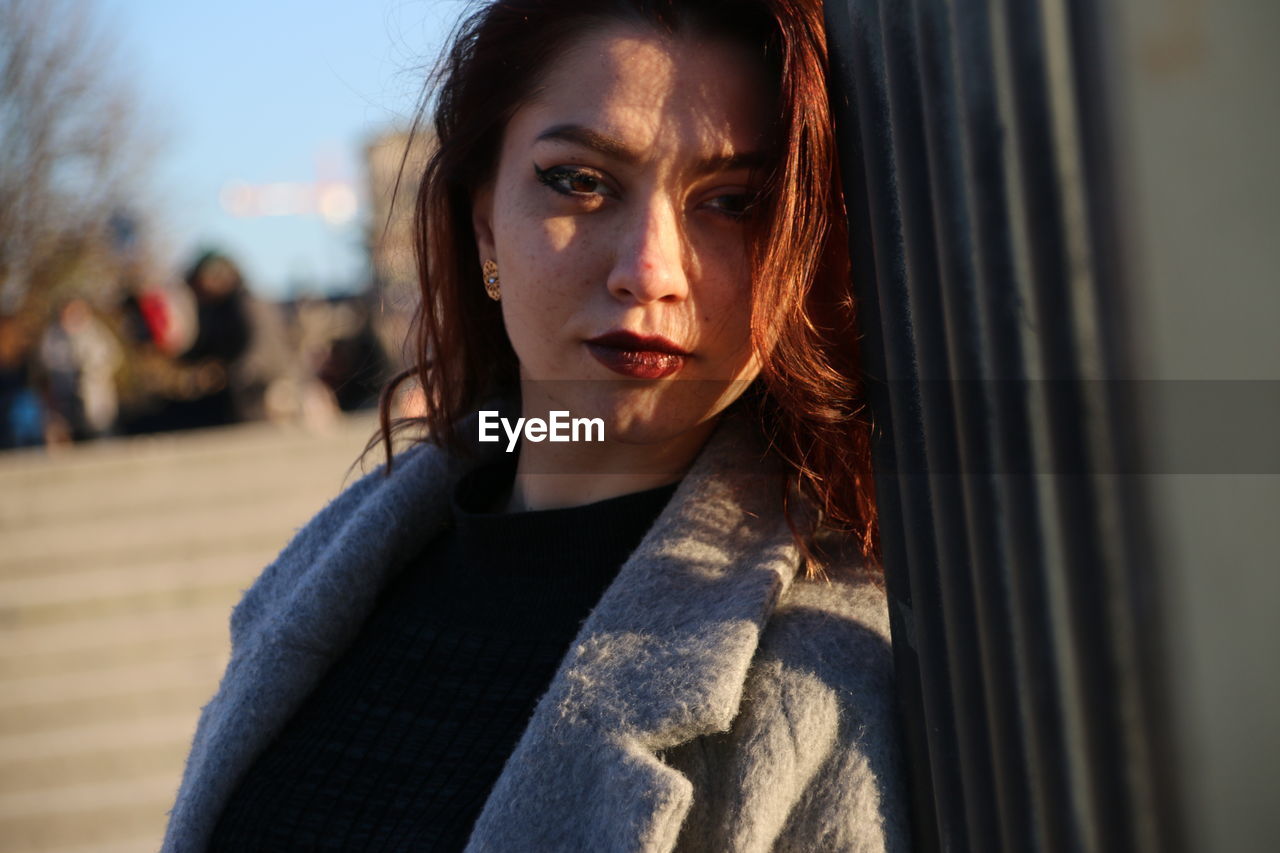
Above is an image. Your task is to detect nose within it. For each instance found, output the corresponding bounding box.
[605,195,690,304]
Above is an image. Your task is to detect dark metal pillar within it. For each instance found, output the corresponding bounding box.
[822,2,1185,850]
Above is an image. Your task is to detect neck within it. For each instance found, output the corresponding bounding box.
[503,418,715,512]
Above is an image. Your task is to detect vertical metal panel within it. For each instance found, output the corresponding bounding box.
[823,3,963,849]
[904,2,1051,850]
[870,1,1008,845]
[824,1,1183,850]
[1060,2,1182,850]
[939,2,1083,850]
[994,2,1139,849]
[824,38,944,853]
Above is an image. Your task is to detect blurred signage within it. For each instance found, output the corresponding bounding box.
[219,180,358,225]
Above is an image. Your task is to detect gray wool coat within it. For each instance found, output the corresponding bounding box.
[162,407,909,852]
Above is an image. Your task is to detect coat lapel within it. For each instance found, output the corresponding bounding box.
[466,409,802,852]
[165,439,473,852]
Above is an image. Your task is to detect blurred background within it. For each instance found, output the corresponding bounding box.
[0,0,458,849]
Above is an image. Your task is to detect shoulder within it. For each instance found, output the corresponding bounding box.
[667,565,909,853]
[755,572,908,852]
[760,567,894,702]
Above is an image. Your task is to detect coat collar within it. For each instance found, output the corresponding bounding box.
[466,406,803,850]
[170,403,802,852]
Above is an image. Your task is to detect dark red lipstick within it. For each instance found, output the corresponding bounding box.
[585,330,690,379]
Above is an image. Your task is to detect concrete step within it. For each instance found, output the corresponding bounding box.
[0,603,234,658]
[0,606,230,681]
[0,799,170,853]
[19,837,166,853]
[2,583,245,631]
[0,553,275,611]
[0,417,380,523]
[1,656,228,710]
[0,740,186,796]
[0,711,199,767]
[0,414,387,852]
[0,682,216,739]
[1,493,336,575]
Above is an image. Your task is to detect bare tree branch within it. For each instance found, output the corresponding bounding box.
[0,0,156,314]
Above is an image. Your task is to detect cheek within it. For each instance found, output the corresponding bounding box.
[694,224,751,288]
[542,216,578,254]
[697,242,754,330]
[493,182,586,274]
[493,211,591,360]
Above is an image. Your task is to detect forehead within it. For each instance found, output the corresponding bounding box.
[512,24,773,161]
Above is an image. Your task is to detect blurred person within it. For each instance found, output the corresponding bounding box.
[120,280,196,358]
[174,250,298,428]
[165,1,906,851]
[315,300,392,411]
[37,297,122,443]
[114,275,229,434]
[0,312,44,449]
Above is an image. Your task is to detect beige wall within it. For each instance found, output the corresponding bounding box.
[1108,2,1280,850]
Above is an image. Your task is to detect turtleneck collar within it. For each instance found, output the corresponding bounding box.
[445,452,680,584]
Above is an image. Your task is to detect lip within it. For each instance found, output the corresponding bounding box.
[586,330,691,356]
[585,329,690,379]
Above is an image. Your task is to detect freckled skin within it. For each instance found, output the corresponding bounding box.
[471,24,775,505]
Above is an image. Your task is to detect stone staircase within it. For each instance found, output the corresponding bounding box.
[0,415,382,852]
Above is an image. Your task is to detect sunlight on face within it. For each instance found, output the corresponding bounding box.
[472,24,775,458]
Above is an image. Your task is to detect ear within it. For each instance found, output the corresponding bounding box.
[471,182,496,261]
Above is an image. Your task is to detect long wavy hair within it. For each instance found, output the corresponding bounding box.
[374,0,879,577]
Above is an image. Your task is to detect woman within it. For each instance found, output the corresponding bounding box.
[164,0,907,850]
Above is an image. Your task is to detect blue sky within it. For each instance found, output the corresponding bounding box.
[101,0,465,299]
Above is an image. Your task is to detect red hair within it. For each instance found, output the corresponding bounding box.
[375,0,879,576]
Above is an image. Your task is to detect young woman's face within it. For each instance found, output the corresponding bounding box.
[472,24,775,463]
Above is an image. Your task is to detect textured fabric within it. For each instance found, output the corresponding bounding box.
[163,406,909,852]
[206,461,677,851]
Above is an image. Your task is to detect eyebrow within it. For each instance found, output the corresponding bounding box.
[535,123,773,175]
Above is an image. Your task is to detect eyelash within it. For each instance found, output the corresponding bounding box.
[534,164,614,200]
[532,164,757,221]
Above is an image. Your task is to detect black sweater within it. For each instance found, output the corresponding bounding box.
[208,458,678,851]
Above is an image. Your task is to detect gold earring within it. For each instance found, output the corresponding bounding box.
[482,259,501,301]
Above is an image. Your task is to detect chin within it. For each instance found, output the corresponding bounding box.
[518,371,755,446]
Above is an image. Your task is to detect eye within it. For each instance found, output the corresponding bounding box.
[534,164,617,200]
[703,190,759,221]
